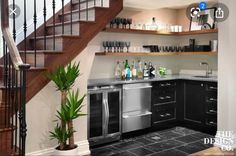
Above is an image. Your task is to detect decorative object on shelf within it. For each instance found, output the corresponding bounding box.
[210,40,218,52]
[48,62,86,156]
[150,17,158,31]
[190,7,216,31]
[102,41,131,53]
[159,67,167,77]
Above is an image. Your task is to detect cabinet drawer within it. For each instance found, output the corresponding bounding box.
[156,90,176,104]
[152,104,176,123]
[205,103,217,115]
[158,81,176,89]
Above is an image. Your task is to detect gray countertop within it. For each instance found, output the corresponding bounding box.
[88,74,217,87]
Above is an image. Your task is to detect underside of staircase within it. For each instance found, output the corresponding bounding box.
[0,0,123,155]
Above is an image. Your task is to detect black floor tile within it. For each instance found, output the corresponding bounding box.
[109,151,136,156]
[145,139,184,152]
[150,149,188,156]
[190,132,213,140]
[175,134,200,143]
[129,147,154,156]
[91,146,118,156]
[135,137,155,145]
[172,127,198,136]
[112,140,143,151]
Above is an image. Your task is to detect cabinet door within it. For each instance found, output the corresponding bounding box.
[107,91,121,135]
[184,81,205,124]
[89,93,104,138]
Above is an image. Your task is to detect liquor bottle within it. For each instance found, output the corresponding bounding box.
[131,60,137,79]
[150,17,158,31]
[148,62,156,78]
[137,60,143,79]
[115,61,121,79]
[121,61,126,80]
[143,62,149,77]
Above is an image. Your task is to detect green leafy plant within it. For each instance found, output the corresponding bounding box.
[48,62,86,150]
[159,67,167,76]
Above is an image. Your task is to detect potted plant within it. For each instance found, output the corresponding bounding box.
[48,62,86,155]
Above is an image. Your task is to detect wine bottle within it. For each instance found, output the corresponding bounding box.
[143,62,149,77]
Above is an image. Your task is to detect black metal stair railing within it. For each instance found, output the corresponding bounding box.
[1,0,105,155]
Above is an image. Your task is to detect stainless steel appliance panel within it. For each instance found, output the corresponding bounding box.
[123,83,152,112]
[122,111,152,133]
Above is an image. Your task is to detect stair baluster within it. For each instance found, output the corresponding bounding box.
[52,0,56,50]
[23,0,27,62]
[70,0,73,34]
[33,0,37,67]
[62,0,65,34]
[44,0,47,50]
[12,0,16,42]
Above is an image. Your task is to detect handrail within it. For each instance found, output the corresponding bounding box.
[1,0,30,70]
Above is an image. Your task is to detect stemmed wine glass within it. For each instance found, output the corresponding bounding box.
[103,41,107,53]
[121,18,128,29]
[116,41,120,52]
[125,42,131,52]
[120,42,125,52]
[115,17,121,28]
[127,18,132,29]
[110,19,116,28]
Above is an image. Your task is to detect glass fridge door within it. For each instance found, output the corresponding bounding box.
[89,92,104,138]
[107,90,121,135]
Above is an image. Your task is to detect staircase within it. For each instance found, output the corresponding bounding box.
[0,0,123,155]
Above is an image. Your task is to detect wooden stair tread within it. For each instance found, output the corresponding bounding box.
[0,127,16,132]
[19,50,63,54]
[0,65,47,71]
[72,0,96,5]
[30,34,81,40]
[59,6,107,16]
[46,19,96,27]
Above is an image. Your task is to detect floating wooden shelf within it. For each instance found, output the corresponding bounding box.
[95,52,218,56]
[103,28,218,36]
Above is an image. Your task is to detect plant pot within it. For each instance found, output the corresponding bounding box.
[54,145,78,156]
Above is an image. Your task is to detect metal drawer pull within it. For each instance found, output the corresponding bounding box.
[165,113,171,116]
[159,96,171,100]
[209,86,217,90]
[209,110,217,113]
[209,121,216,125]
[160,113,172,118]
[123,112,152,119]
[160,83,172,87]
[209,98,217,102]
[123,86,152,90]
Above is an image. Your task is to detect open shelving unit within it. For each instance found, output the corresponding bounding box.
[103,28,218,36]
[95,52,218,56]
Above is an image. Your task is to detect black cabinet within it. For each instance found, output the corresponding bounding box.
[184,81,205,124]
[152,81,177,127]
[183,81,217,134]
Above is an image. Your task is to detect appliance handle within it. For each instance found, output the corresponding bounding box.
[105,98,110,126]
[123,86,152,90]
[123,112,152,119]
[103,98,108,133]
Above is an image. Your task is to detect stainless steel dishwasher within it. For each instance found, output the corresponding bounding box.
[122,83,152,133]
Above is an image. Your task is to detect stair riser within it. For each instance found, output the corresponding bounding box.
[47,23,80,36]
[72,0,109,10]
[20,53,45,67]
[0,130,12,151]
[60,9,95,22]
[32,38,63,51]
[0,107,10,128]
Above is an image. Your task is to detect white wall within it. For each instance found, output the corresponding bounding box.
[218,0,236,143]
[26,46,97,155]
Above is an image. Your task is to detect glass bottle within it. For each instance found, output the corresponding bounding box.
[143,62,149,78]
[137,60,143,79]
[115,61,121,79]
[131,60,137,79]
[150,17,158,31]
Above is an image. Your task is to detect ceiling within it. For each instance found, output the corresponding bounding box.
[124,0,218,10]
